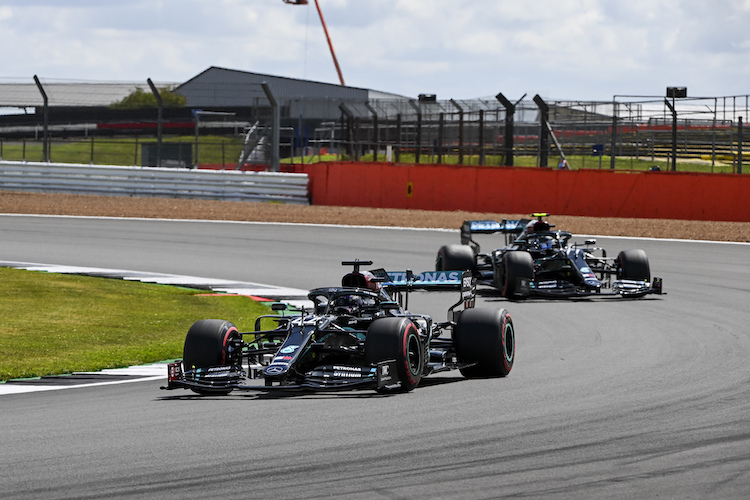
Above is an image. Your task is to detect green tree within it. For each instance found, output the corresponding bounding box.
[110,87,186,109]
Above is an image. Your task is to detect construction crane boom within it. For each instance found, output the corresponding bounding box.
[283,0,345,86]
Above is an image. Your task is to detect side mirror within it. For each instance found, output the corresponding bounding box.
[585,239,596,246]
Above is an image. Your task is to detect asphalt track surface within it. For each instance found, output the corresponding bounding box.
[1,215,749,499]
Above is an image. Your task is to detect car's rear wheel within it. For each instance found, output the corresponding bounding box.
[617,249,650,281]
[365,317,424,392]
[497,251,533,299]
[183,319,240,395]
[454,307,514,378]
[436,244,475,271]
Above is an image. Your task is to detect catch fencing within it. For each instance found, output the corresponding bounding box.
[332,95,749,172]
[1,81,748,173]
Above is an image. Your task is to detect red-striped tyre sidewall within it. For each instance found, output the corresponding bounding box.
[365,317,424,392]
[400,321,423,388]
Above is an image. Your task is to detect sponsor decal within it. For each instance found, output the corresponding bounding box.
[279,345,298,354]
[168,362,182,381]
[377,360,397,386]
[538,280,558,289]
[387,270,461,284]
[470,220,502,232]
[264,365,286,375]
[332,365,361,372]
[273,356,292,363]
[580,266,597,278]
[461,275,474,301]
[504,220,522,231]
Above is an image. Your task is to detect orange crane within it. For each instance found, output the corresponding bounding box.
[283,0,345,86]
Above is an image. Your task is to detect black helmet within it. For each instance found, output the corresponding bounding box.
[526,220,550,234]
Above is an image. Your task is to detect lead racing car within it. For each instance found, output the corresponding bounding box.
[436,213,664,299]
[162,260,515,395]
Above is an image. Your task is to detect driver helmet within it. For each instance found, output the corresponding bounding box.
[332,295,363,315]
[341,271,381,291]
[526,220,550,234]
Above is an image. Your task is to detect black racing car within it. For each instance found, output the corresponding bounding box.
[162,260,515,395]
[436,213,664,299]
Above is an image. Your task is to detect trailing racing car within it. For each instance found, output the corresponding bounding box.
[162,260,515,395]
[436,213,664,299]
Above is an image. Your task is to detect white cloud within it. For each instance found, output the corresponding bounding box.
[0,0,748,100]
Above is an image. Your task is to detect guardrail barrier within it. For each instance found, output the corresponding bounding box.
[0,161,309,204]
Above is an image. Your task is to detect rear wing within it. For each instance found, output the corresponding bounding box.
[384,270,465,290]
[460,219,529,251]
[340,262,475,320]
[371,268,476,319]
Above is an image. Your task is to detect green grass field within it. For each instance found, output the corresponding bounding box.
[0,136,245,167]
[0,136,740,174]
[0,267,272,382]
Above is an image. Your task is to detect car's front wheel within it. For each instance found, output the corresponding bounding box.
[496,251,533,299]
[617,249,650,282]
[182,319,240,395]
[365,317,424,392]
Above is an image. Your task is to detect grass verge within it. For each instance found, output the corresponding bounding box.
[1,137,739,174]
[0,267,271,381]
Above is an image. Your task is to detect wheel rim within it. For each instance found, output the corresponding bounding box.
[504,322,514,363]
[220,326,240,365]
[406,333,422,376]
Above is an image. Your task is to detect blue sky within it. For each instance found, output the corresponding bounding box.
[1,0,749,101]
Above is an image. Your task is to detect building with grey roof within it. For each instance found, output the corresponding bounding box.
[174,66,405,121]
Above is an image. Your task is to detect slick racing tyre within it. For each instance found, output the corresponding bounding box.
[365,317,424,392]
[454,307,514,378]
[498,251,533,299]
[436,244,475,272]
[617,249,650,282]
[183,319,240,395]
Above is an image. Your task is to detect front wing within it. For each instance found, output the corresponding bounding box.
[162,359,400,393]
[486,276,665,298]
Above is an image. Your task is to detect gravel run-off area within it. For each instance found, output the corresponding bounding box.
[1,191,749,243]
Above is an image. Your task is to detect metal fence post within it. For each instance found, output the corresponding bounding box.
[533,94,549,167]
[610,100,617,170]
[450,100,464,165]
[338,103,354,160]
[262,82,280,172]
[408,100,421,164]
[365,103,378,161]
[146,78,163,168]
[395,113,402,163]
[437,112,444,164]
[495,93,514,166]
[478,109,485,166]
[663,98,678,171]
[739,117,744,174]
[33,75,49,162]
